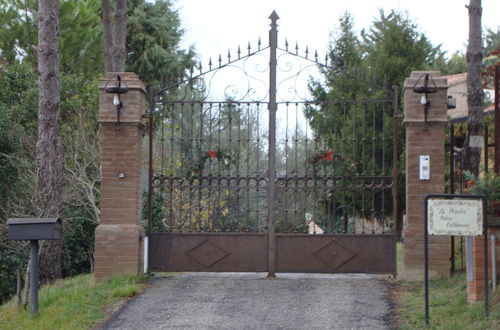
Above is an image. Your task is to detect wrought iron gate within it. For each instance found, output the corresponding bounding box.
[147,12,399,275]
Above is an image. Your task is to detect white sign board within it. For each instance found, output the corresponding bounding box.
[428,199,483,236]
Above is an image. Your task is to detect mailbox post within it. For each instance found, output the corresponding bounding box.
[6,218,62,317]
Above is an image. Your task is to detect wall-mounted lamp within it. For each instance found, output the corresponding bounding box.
[104,74,128,130]
[412,73,437,124]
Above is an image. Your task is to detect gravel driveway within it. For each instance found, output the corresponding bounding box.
[100,273,396,330]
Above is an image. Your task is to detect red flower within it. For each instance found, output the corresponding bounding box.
[466,180,475,189]
[325,149,333,161]
[207,150,218,158]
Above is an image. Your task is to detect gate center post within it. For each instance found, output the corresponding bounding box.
[267,11,279,277]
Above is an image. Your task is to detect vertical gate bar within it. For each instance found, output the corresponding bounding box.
[484,125,489,173]
[199,103,204,231]
[450,123,455,194]
[228,103,233,229]
[190,103,195,160]
[246,104,251,230]
[294,103,300,229]
[147,92,155,236]
[284,102,289,230]
[371,102,376,233]
[217,103,222,230]
[494,64,500,174]
[180,103,186,230]
[189,103,195,229]
[267,11,279,277]
[362,102,366,233]
[450,123,455,273]
[236,103,242,229]
[391,87,399,236]
[304,103,309,229]
[255,103,265,232]
[208,103,213,229]
[330,105,336,231]
[381,103,386,232]
[352,102,357,233]
[168,104,174,231]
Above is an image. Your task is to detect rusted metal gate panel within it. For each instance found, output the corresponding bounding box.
[276,234,395,273]
[148,233,395,273]
[148,233,267,272]
[147,12,399,275]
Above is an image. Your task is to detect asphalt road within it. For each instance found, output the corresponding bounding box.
[101,273,396,330]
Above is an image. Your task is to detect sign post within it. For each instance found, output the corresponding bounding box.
[424,194,488,327]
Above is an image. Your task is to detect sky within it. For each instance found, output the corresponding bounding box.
[173,0,500,64]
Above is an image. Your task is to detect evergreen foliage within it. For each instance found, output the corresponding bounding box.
[127,0,195,89]
[0,0,194,303]
[306,10,446,230]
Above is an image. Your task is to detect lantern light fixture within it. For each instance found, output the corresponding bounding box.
[412,73,437,125]
[104,74,129,130]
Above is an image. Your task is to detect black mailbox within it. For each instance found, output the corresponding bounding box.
[7,218,62,241]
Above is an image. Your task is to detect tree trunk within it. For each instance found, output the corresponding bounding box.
[101,0,114,73]
[37,0,63,283]
[463,0,484,177]
[113,0,127,72]
[101,0,127,73]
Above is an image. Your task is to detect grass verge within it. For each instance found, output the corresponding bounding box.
[396,240,500,329]
[0,273,147,330]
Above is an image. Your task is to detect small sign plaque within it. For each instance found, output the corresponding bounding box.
[469,135,484,149]
[428,198,483,236]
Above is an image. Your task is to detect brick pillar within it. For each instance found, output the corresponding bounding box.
[402,71,450,281]
[94,72,145,281]
[467,235,493,303]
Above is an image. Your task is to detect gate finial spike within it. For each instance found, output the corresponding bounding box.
[247,41,251,55]
[295,42,299,55]
[269,10,279,21]
[314,50,318,62]
[285,38,289,51]
[208,57,212,70]
[305,46,309,59]
[227,49,231,62]
[218,54,222,67]
[237,46,241,59]
[258,37,261,50]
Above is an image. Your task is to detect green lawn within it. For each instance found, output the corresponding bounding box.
[396,242,500,329]
[0,273,147,330]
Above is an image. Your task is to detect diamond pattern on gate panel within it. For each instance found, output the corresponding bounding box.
[186,240,230,268]
[313,239,358,270]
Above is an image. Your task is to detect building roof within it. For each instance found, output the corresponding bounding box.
[444,72,496,122]
[446,72,467,87]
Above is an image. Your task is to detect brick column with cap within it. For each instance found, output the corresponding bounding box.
[402,71,450,281]
[94,72,145,281]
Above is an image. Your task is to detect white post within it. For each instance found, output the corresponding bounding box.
[143,236,149,274]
